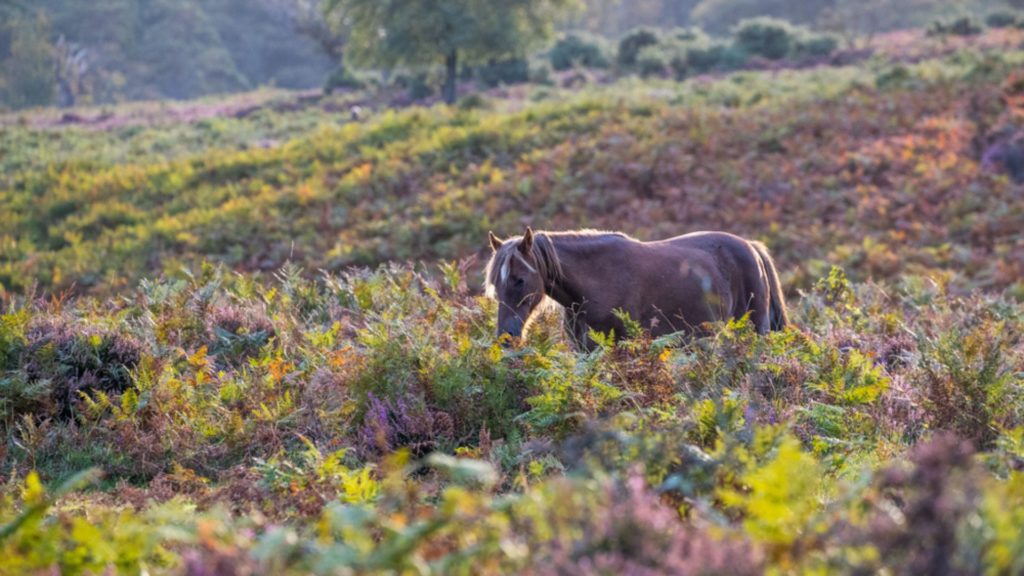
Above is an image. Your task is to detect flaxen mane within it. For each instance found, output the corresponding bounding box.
[485,229,634,296]
[485,232,564,296]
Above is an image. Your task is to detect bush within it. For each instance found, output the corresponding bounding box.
[407,74,433,100]
[476,58,530,88]
[323,65,364,93]
[21,318,142,419]
[549,33,610,71]
[794,33,839,58]
[928,17,983,37]
[529,62,555,85]
[685,44,724,74]
[685,42,748,74]
[672,27,708,43]
[636,44,676,78]
[985,11,1019,28]
[875,64,913,89]
[637,54,667,78]
[618,27,660,67]
[733,17,798,60]
[0,14,56,110]
[457,93,491,111]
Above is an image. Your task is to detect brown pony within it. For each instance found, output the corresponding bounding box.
[484,228,788,350]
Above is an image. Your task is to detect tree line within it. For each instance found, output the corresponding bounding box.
[0,0,1009,110]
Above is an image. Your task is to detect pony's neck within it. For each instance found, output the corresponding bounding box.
[540,234,592,308]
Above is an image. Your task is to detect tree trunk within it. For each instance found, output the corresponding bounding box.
[444,49,457,104]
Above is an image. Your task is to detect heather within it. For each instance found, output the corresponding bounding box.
[1,27,1023,576]
[1,262,1022,574]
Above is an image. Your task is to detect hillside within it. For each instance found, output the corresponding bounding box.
[2,34,1023,298]
[0,28,1023,575]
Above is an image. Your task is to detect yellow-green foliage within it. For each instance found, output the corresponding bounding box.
[719,434,823,548]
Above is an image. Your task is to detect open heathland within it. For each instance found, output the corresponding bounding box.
[1,28,1023,575]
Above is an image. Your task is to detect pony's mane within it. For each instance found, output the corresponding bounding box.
[484,229,635,296]
[485,231,591,297]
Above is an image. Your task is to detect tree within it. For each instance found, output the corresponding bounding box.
[325,0,579,104]
[690,0,836,33]
[0,11,55,110]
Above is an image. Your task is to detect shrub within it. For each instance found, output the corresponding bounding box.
[356,394,454,459]
[529,61,555,85]
[795,33,839,58]
[323,65,364,93]
[686,44,726,73]
[637,57,665,78]
[919,321,1015,449]
[549,33,610,71]
[22,318,142,419]
[206,303,275,368]
[636,51,668,78]
[528,473,765,574]
[982,134,1024,183]
[928,17,983,37]
[733,17,798,60]
[476,58,530,88]
[829,435,980,574]
[875,64,913,89]
[457,93,491,111]
[685,42,748,74]
[406,74,433,100]
[617,27,660,67]
[986,11,1019,28]
[669,54,689,80]
[672,27,708,42]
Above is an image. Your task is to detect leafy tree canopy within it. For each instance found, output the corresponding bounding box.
[326,0,579,102]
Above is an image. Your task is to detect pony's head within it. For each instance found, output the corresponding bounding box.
[484,227,557,344]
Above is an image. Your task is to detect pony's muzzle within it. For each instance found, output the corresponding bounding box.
[497,318,524,346]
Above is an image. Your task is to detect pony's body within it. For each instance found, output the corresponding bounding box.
[485,229,788,350]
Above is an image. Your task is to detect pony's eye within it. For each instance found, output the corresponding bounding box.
[513,277,525,288]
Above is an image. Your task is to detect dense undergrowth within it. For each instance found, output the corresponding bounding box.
[1,29,1024,576]
[0,263,1022,574]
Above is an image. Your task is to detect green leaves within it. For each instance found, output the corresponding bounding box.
[331,0,578,68]
[811,348,889,406]
[0,468,100,542]
[719,436,823,548]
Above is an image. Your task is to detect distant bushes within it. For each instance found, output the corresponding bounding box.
[475,58,530,88]
[794,34,839,58]
[733,17,840,61]
[985,11,1019,28]
[457,93,491,111]
[637,52,668,78]
[621,17,839,80]
[733,17,797,60]
[617,27,660,67]
[928,17,983,37]
[549,33,610,71]
[394,73,433,100]
[324,66,365,93]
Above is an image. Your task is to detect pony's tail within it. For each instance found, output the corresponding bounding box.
[751,241,789,331]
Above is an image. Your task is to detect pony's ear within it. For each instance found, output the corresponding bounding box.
[488,231,503,252]
[519,227,534,254]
